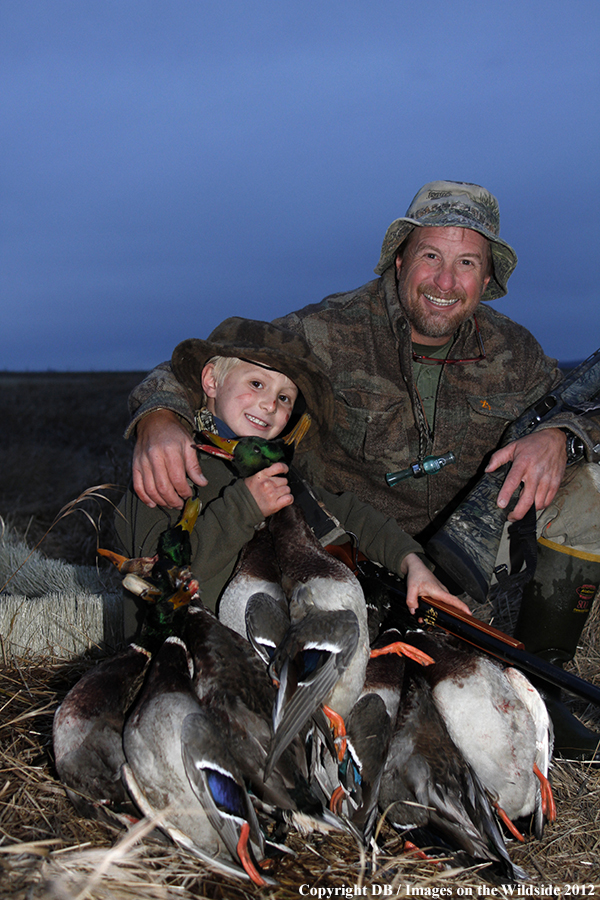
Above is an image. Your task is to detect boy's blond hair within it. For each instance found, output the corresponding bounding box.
[205,355,243,386]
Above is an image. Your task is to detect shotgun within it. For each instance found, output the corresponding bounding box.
[425,345,600,603]
[358,559,600,709]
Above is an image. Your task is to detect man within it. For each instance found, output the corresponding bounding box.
[124,181,600,759]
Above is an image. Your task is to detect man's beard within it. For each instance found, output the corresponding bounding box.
[399,283,469,340]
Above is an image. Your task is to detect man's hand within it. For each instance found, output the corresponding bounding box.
[400,553,472,616]
[132,410,207,509]
[485,427,567,521]
[244,463,293,517]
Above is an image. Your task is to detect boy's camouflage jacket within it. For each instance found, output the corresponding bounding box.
[127,269,600,542]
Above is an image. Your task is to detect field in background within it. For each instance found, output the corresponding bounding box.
[0,371,148,563]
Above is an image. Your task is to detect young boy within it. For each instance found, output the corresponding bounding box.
[116,317,469,619]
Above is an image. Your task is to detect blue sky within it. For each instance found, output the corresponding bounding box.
[1,0,599,370]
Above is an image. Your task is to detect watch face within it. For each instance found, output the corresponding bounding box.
[565,431,584,464]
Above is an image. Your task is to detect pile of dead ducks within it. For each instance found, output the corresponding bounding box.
[53,498,555,887]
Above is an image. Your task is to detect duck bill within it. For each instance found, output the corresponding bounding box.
[179,496,202,532]
[194,443,235,462]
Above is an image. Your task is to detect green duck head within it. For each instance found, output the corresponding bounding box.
[232,436,293,477]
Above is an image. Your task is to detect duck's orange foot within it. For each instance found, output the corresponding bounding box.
[370,641,435,667]
[237,821,267,887]
[533,762,557,823]
[323,704,347,761]
[329,784,347,815]
[494,803,525,842]
[97,547,157,576]
[403,840,443,864]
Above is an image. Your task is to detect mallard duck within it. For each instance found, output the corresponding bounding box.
[122,634,270,885]
[400,631,555,840]
[194,431,293,478]
[100,496,202,652]
[263,503,370,775]
[53,642,151,824]
[182,602,341,835]
[265,505,432,777]
[194,412,310,477]
[378,669,528,883]
[98,495,200,579]
[218,525,286,639]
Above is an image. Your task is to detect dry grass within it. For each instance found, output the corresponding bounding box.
[0,608,598,897]
[1,373,600,895]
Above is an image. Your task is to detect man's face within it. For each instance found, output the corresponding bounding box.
[202,360,298,440]
[395,226,491,346]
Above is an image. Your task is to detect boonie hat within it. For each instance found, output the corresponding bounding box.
[374,180,518,301]
[172,317,335,448]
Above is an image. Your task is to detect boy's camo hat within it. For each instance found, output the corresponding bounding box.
[172,317,335,448]
[374,180,518,301]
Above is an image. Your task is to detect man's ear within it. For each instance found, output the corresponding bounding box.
[201,363,218,399]
[395,251,403,276]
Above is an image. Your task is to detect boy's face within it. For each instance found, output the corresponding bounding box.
[202,360,299,440]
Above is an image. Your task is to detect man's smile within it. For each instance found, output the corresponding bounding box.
[422,292,460,308]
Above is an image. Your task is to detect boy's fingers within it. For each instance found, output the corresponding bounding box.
[257,461,287,474]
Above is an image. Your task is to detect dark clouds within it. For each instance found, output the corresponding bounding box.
[1,0,599,369]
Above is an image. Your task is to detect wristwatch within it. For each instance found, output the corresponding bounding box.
[562,429,585,465]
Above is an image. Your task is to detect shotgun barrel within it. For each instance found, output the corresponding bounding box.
[360,560,600,709]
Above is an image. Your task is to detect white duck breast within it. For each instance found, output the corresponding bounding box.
[409,632,551,826]
[218,525,285,639]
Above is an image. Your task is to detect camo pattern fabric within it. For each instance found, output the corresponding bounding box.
[274,269,566,542]
[126,270,600,543]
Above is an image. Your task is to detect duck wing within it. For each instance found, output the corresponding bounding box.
[331,629,406,843]
[53,642,151,823]
[266,606,359,778]
[245,590,291,666]
[338,692,392,844]
[181,710,270,885]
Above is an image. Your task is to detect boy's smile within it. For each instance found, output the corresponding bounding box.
[202,360,299,440]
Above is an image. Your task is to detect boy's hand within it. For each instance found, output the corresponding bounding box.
[245,463,293,517]
[400,553,472,616]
